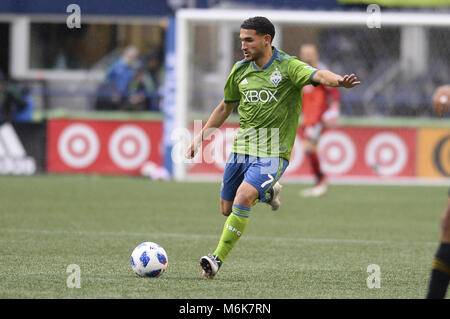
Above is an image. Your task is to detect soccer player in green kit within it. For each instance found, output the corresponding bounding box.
[185,16,360,279]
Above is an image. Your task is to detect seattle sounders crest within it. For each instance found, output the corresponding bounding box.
[270,68,282,87]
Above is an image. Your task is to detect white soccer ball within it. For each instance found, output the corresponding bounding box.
[130,242,168,277]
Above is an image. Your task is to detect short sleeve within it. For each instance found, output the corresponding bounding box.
[287,58,319,89]
[223,65,241,103]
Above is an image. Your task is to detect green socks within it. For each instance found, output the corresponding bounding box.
[213,205,251,263]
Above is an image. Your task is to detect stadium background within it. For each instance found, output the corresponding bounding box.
[0,0,449,301]
[0,0,448,182]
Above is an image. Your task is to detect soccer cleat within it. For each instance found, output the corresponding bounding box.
[199,254,221,279]
[300,180,328,197]
[267,182,283,211]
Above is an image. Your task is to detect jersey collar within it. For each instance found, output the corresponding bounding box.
[251,46,278,70]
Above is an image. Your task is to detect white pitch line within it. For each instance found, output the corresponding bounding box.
[0,228,437,247]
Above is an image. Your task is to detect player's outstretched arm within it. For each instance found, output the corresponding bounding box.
[312,70,360,88]
[185,100,238,159]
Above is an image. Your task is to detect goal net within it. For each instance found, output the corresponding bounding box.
[173,8,450,181]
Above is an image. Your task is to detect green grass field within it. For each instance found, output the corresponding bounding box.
[0,175,447,299]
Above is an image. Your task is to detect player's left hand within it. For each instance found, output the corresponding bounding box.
[338,74,360,88]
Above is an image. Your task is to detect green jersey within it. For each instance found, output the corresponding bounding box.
[224,47,318,161]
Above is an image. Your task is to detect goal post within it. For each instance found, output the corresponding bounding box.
[174,8,450,181]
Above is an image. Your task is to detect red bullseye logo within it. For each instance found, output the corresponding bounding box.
[118,136,140,159]
[58,124,100,168]
[375,143,396,167]
[318,131,356,174]
[68,134,89,158]
[365,132,407,176]
[322,142,345,165]
[109,125,150,170]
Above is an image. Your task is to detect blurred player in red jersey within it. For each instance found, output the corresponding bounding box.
[298,44,341,197]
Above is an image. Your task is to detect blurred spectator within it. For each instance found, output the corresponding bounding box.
[142,51,164,111]
[143,51,164,111]
[0,71,34,122]
[94,81,122,111]
[123,66,157,111]
[95,46,139,110]
[144,51,164,90]
[118,50,164,112]
[12,90,34,122]
[106,46,139,95]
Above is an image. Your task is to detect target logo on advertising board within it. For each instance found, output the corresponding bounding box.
[47,119,163,175]
[281,127,415,179]
[187,126,416,179]
[58,124,100,168]
[318,131,356,175]
[108,125,150,170]
[365,132,408,176]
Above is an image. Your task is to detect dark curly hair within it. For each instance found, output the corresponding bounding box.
[240,16,275,43]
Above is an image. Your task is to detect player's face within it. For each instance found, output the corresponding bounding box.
[240,28,270,62]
